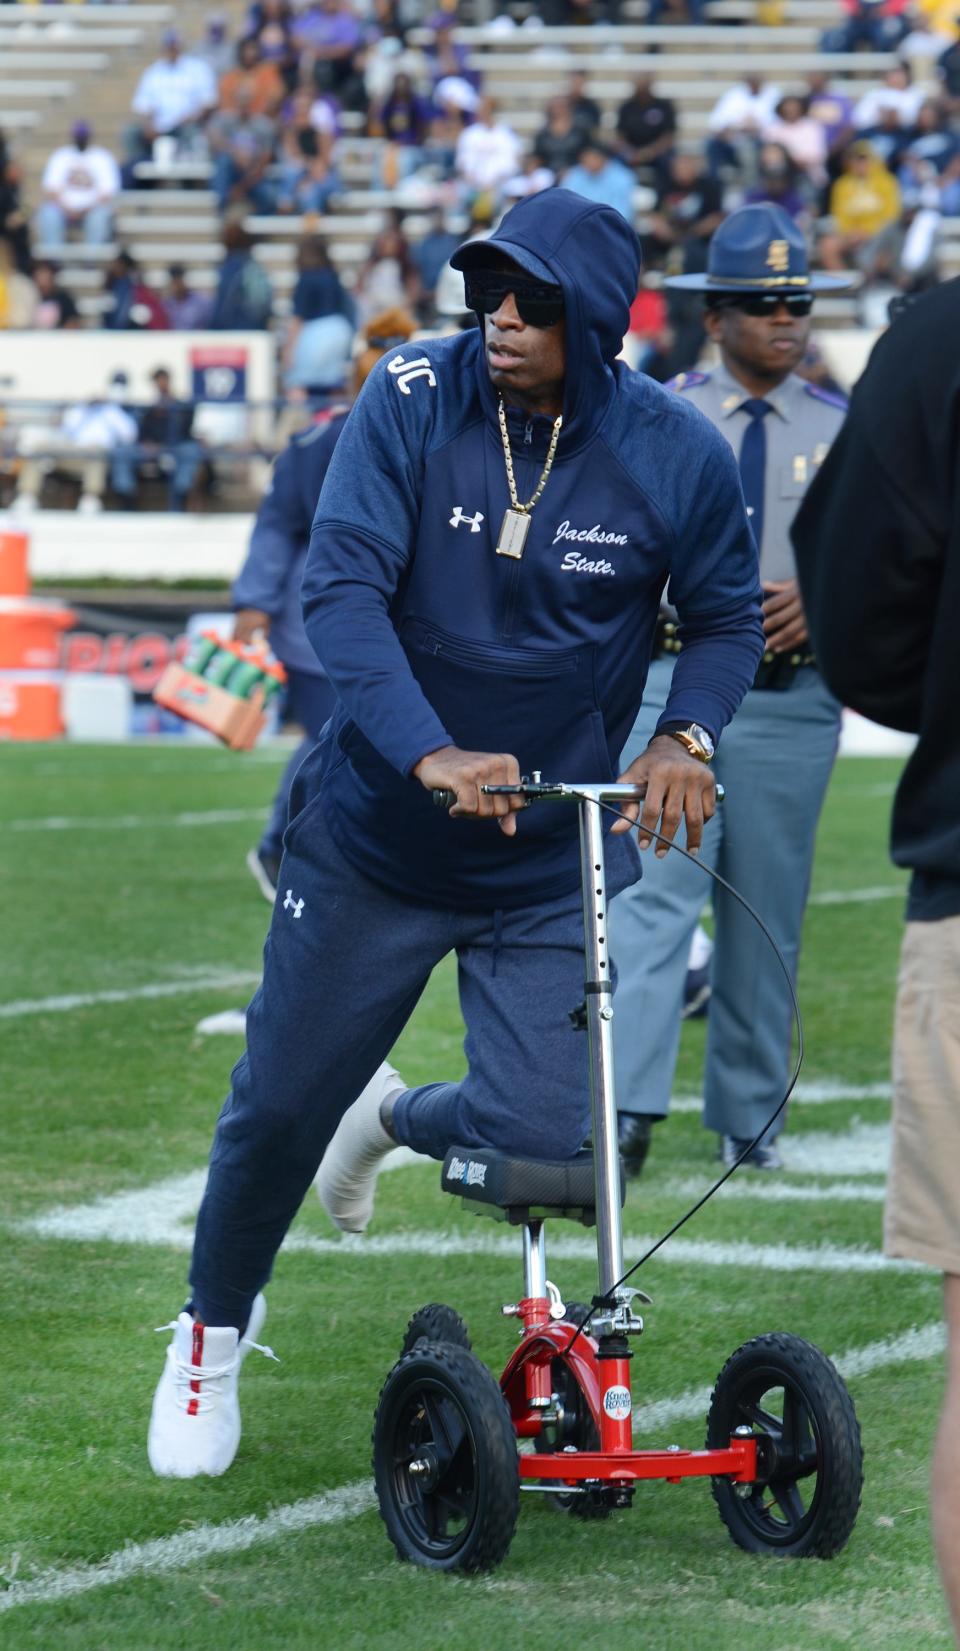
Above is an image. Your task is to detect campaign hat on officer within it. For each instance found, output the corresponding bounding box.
[665,203,850,292]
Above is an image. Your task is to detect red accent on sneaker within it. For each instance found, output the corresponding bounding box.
[188,1319,204,1417]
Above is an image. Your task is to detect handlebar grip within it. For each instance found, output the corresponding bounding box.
[433,788,457,810]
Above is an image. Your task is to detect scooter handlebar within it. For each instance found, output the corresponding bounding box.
[432,778,723,809]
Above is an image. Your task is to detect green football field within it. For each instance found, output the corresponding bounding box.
[1,742,950,1650]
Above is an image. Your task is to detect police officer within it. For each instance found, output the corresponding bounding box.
[611,203,849,1173]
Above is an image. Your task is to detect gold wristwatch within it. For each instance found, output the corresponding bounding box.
[657,722,716,763]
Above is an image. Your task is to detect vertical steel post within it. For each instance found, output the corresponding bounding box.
[577,791,625,1299]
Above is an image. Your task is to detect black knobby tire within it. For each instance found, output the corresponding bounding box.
[707,1332,863,1559]
[535,1303,612,1521]
[400,1303,472,1359]
[373,1340,520,1572]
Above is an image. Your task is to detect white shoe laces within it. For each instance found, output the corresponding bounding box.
[154,1320,280,1415]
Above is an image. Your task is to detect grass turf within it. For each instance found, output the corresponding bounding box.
[0,743,947,1649]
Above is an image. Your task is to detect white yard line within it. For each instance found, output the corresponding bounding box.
[0,1481,375,1616]
[670,1080,891,1115]
[1,1321,944,1615]
[3,809,265,833]
[0,972,260,1021]
[663,1177,886,1204]
[808,886,906,907]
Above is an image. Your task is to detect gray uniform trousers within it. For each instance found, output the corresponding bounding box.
[608,657,840,1142]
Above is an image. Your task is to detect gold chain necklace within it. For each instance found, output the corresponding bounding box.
[495,396,563,560]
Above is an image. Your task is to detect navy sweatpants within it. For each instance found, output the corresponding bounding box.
[191,802,611,1329]
[258,671,338,861]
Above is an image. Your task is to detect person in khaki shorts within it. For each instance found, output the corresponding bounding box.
[793,280,960,1648]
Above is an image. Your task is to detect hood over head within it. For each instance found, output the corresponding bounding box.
[450,187,641,448]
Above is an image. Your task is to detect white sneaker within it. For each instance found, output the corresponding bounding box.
[148,1292,277,1479]
[315,1063,407,1235]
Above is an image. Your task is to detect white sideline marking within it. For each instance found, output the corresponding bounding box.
[780,1123,890,1177]
[670,1079,892,1114]
[195,1008,249,1036]
[0,972,261,1021]
[2,809,265,833]
[808,885,905,907]
[664,1177,886,1204]
[17,1168,925,1273]
[1,1322,945,1615]
[0,1481,375,1616]
[633,1322,947,1436]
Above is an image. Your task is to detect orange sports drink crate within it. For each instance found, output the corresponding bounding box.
[153,631,287,750]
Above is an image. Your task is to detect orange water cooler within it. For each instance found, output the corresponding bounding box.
[0,532,74,740]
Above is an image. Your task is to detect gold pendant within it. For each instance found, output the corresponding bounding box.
[496,509,531,559]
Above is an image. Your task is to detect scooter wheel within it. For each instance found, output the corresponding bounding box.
[536,1304,612,1520]
[400,1303,471,1358]
[373,1340,519,1572]
[707,1332,863,1558]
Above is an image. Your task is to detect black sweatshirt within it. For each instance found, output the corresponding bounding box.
[792,279,960,922]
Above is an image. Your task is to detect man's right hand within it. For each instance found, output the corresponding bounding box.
[412,745,526,836]
[234,608,271,644]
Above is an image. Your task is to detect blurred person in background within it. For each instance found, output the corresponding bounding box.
[165,264,214,329]
[763,95,827,191]
[793,279,960,1651]
[412,206,461,308]
[821,0,910,52]
[820,140,902,274]
[294,0,366,110]
[0,238,36,328]
[239,304,418,899]
[898,100,960,182]
[853,63,923,132]
[207,85,279,213]
[644,147,725,272]
[454,96,522,199]
[744,142,811,223]
[35,122,120,248]
[272,86,341,213]
[533,97,587,178]
[707,73,781,181]
[615,74,677,184]
[102,251,169,330]
[245,0,299,90]
[31,260,80,330]
[195,14,235,80]
[110,366,204,513]
[209,224,273,330]
[353,224,421,322]
[562,138,637,222]
[0,131,31,274]
[16,370,137,514]
[218,36,285,117]
[126,29,219,178]
[282,235,355,389]
[565,68,602,136]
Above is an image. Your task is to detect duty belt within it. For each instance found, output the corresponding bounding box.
[651,615,816,692]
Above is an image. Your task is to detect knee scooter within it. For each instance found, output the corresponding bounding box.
[372,779,863,1572]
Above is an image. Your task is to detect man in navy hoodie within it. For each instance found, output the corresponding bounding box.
[148,188,764,1481]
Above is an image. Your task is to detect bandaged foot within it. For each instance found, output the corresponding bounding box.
[315,1062,407,1234]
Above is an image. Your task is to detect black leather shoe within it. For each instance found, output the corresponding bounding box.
[618,1112,654,1179]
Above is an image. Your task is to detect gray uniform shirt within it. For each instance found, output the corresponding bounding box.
[670,364,847,584]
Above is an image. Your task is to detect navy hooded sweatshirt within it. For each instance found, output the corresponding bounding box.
[301,189,764,910]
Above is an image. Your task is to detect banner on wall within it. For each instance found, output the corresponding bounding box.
[59,595,232,734]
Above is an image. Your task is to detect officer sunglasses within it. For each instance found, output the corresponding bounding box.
[464,270,565,329]
[713,294,815,318]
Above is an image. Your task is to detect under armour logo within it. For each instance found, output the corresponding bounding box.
[387,354,437,396]
[283,889,304,919]
[449,506,485,533]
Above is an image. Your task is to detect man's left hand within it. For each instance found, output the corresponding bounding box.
[763,580,808,653]
[610,734,717,856]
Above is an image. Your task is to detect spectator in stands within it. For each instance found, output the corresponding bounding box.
[16,372,137,514]
[644,147,725,271]
[165,264,214,329]
[196,15,235,80]
[821,0,910,52]
[370,71,435,185]
[707,73,781,179]
[805,71,855,159]
[31,261,80,330]
[0,132,30,275]
[111,366,204,513]
[454,96,522,199]
[353,224,420,322]
[35,122,120,249]
[854,64,924,132]
[210,223,273,330]
[272,90,342,213]
[283,234,354,387]
[541,0,621,27]
[411,206,460,305]
[899,99,960,180]
[615,74,677,181]
[820,140,902,274]
[207,87,279,213]
[502,154,556,201]
[763,95,827,189]
[294,0,367,110]
[126,29,219,179]
[646,0,706,24]
[566,68,602,135]
[246,0,299,89]
[219,36,285,117]
[562,139,637,222]
[533,98,587,178]
[0,237,36,328]
[102,251,169,330]
[744,142,810,222]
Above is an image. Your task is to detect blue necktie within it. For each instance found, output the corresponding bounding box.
[738,398,773,557]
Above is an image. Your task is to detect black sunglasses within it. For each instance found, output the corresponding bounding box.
[714,293,814,318]
[464,271,565,329]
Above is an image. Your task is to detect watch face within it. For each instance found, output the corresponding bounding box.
[689,723,716,759]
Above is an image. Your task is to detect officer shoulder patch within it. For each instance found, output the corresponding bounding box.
[803,382,848,412]
[665,370,711,394]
